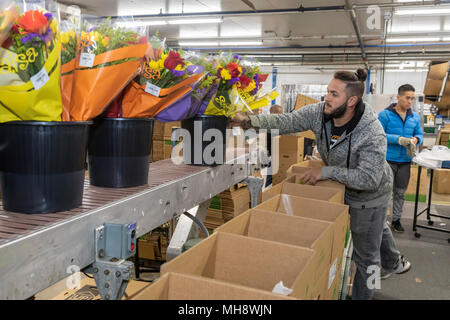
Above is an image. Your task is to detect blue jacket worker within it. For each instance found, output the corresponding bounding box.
[378,84,424,233]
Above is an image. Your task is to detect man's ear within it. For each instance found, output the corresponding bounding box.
[348,96,358,108]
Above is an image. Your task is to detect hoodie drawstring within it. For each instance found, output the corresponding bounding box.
[346,135,352,169]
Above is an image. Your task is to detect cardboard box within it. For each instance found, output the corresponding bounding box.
[424,79,444,96]
[432,168,450,194]
[138,239,156,260]
[427,62,449,80]
[436,129,450,146]
[405,165,428,202]
[294,160,325,168]
[215,209,334,284]
[160,232,319,299]
[153,120,181,140]
[262,181,344,204]
[51,278,148,300]
[152,139,181,162]
[294,93,320,111]
[130,272,296,300]
[253,194,350,276]
[284,167,346,200]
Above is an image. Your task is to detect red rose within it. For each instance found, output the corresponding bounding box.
[17,10,48,34]
[226,62,241,78]
[239,75,252,89]
[257,73,269,83]
[164,51,185,70]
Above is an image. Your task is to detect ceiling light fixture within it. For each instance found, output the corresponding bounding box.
[219,41,262,46]
[168,18,223,25]
[395,7,450,15]
[116,20,167,27]
[386,37,440,42]
[178,41,219,46]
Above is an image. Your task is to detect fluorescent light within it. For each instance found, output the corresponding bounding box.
[385,69,428,72]
[116,20,167,27]
[168,18,223,25]
[178,41,219,46]
[386,37,440,42]
[219,41,262,46]
[395,7,450,15]
[443,37,450,41]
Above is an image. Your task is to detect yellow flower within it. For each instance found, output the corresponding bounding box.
[50,19,58,34]
[221,69,231,80]
[149,60,161,71]
[243,80,256,93]
[174,64,185,71]
[61,32,70,44]
[102,36,109,47]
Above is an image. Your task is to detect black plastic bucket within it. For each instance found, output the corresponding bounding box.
[88,118,154,188]
[181,115,229,166]
[0,121,91,214]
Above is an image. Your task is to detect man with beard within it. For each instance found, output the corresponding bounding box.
[230,69,411,300]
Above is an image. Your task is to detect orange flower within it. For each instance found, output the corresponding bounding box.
[17,10,48,34]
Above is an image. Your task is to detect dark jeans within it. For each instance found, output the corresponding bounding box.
[350,205,400,300]
[388,162,411,222]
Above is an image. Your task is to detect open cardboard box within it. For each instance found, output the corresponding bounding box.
[160,232,319,300]
[214,209,333,285]
[130,272,297,300]
[262,181,343,203]
[293,160,325,168]
[253,194,349,282]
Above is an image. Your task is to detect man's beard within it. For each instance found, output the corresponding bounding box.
[324,100,348,122]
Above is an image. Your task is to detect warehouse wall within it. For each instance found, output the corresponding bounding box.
[259,66,429,105]
[375,71,428,95]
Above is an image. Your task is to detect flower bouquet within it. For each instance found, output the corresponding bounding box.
[0,2,62,122]
[121,35,203,119]
[67,18,149,121]
[0,1,17,46]
[201,53,277,118]
[60,6,80,121]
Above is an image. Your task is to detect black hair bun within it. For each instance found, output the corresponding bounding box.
[355,68,368,82]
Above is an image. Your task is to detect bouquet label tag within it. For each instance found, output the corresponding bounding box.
[232,127,242,136]
[30,68,49,90]
[328,258,338,289]
[79,53,95,68]
[145,82,161,97]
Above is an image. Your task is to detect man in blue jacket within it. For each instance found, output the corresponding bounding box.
[378,84,424,233]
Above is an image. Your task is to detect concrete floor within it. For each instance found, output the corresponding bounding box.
[372,199,450,300]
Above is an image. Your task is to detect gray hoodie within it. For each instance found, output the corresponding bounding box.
[249,100,393,209]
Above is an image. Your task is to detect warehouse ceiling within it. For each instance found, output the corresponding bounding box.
[59,0,450,71]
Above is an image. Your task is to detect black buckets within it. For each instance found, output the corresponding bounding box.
[0,121,91,214]
[88,118,154,188]
[181,115,229,166]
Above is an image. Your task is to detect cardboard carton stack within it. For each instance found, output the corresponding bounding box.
[436,128,450,147]
[424,62,448,106]
[432,168,450,194]
[405,165,428,202]
[151,120,181,162]
[271,135,314,185]
[138,227,170,262]
[220,184,251,222]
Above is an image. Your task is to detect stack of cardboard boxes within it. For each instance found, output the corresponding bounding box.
[130,159,351,300]
[271,134,315,185]
[137,226,170,262]
[151,120,181,162]
[220,184,251,223]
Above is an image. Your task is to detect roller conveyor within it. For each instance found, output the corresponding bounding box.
[0,149,260,299]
